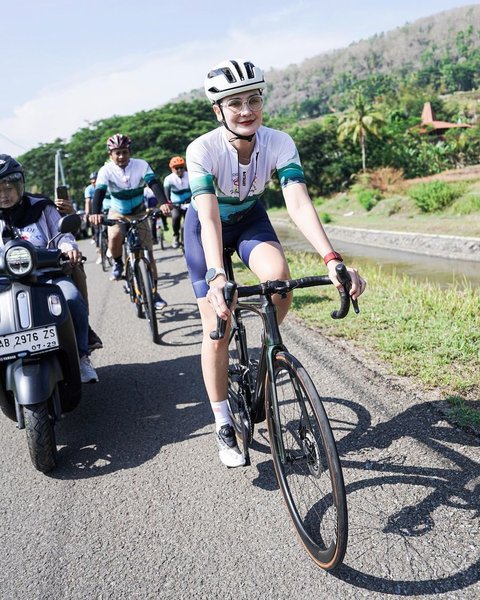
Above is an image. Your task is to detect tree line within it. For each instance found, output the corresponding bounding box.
[17,42,480,208]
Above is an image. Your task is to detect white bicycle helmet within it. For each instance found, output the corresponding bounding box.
[204,59,266,103]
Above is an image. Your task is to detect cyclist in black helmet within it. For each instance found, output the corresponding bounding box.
[0,154,99,383]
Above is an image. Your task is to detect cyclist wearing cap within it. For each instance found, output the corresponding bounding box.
[89,134,170,310]
[163,156,191,249]
[184,59,366,467]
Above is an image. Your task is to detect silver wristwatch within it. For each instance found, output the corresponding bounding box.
[205,267,226,285]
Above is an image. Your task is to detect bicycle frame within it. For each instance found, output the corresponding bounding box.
[222,247,354,462]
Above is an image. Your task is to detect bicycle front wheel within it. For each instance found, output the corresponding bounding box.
[136,259,159,343]
[100,228,113,272]
[267,351,347,570]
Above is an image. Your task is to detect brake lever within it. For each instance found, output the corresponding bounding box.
[209,281,237,340]
[331,263,360,319]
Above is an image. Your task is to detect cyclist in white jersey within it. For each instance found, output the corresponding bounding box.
[163,156,191,248]
[184,59,366,467]
[89,134,170,310]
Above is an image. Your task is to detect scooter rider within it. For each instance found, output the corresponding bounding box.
[0,155,98,383]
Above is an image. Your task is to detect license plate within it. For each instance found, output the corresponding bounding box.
[0,326,59,358]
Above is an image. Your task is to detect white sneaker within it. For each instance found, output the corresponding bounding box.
[153,292,167,310]
[80,355,99,383]
[95,256,102,265]
[216,424,245,467]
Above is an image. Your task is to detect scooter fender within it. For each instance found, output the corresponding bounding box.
[6,356,63,406]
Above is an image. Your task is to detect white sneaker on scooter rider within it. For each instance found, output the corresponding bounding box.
[80,355,99,383]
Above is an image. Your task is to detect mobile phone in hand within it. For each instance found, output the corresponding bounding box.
[56,185,69,200]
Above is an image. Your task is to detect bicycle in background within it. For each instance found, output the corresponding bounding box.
[104,212,161,343]
[211,248,360,570]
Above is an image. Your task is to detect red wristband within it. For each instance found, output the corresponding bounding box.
[323,251,343,266]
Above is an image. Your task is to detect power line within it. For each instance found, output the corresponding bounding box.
[0,131,29,152]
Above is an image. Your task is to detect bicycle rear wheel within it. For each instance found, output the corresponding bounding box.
[136,259,159,343]
[227,313,254,462]
[267,351,347,570]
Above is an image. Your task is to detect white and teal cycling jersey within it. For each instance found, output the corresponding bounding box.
[95,157,156,215]
[163,172,192,205]
[186,125,305,224]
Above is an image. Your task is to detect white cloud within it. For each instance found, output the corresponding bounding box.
[0,24,348,157]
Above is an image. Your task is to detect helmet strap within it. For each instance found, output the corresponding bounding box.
[217,104,255,143]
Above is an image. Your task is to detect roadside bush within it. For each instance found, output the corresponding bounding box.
[352,185,380,211]
[355,168,404,192]
[407,181,466,213]
[320,212,333,223]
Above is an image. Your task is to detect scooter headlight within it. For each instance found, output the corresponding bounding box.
[5,246,34,276]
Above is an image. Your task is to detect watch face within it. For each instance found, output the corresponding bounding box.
[205,268,216,283]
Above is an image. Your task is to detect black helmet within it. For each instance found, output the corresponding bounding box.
[0,154,24,182]
[89,171,98,180]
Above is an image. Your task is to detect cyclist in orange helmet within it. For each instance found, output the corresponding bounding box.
[164,156,191,249]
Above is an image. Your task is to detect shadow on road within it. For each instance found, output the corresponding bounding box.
[50,355,209,480]
[323,395,480,596]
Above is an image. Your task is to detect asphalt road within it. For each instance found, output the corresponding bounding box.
[0,240,479,600]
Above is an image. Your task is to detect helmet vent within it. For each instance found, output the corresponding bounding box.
[244,62,255,79]
[230,60,244,81]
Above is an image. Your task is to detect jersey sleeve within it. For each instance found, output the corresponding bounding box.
[140,159,155,185]
[186,139,215,199]
[95,166,109,191]
[163,175,172,193]
[275,132,305,188]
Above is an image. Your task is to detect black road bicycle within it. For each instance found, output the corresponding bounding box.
[211,248,359,570]
[104,212,160,343]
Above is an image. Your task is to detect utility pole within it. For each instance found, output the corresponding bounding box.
[54,149,66,197]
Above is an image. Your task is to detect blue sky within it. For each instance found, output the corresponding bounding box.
[1,0,475,156]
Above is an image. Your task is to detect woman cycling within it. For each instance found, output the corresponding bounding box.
[184,59,366,467]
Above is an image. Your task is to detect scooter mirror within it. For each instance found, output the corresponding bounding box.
[58,214,81,235]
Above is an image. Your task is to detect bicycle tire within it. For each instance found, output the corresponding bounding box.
[159,230,165,251]
[227,312,254,458]
[125,259,143,318]
[99,228,113,272]
[136,259,159,343]
[267,351,347,570]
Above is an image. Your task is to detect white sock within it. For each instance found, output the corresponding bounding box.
[210,399,232,431]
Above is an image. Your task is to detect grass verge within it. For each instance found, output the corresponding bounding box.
[232,249,480,430]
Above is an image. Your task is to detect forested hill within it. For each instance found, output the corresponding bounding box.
[178,4,480,117]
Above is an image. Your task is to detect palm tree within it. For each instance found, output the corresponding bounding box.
[337,91,385,172]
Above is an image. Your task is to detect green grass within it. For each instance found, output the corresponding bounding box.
[232,250,480,428]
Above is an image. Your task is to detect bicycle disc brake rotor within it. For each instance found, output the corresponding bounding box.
[301,427,322,478]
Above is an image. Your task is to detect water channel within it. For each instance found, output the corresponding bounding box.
[274,223,480,289]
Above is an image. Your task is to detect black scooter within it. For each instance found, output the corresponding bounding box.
[0,214,82,473]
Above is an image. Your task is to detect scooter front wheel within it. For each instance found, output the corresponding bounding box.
[23,401,57,473]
